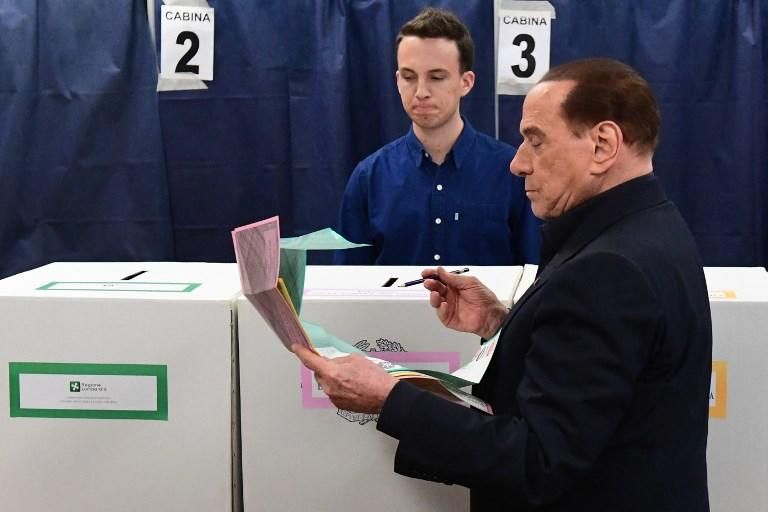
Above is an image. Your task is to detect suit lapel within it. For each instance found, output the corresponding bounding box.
[498,271,548,333]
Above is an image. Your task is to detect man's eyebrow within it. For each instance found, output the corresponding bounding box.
[521,126,545,138]
[398,66,448,73]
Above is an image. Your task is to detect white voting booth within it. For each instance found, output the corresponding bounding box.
[4,261,764,511]
[238,265,523,512]
[0,262,242,512]
[704,267,768,512]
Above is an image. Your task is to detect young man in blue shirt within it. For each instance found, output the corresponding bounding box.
[335,8,539,265]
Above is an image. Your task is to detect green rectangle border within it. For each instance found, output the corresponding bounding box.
[9,362,168,420]
[36,281,201,293]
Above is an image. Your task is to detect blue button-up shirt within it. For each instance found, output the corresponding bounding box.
[335,120,540,265]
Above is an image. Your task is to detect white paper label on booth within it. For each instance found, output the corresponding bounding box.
[304,288,429,298]
[497,1,556,95]
[9,363,168,420]
[161,5,214,81]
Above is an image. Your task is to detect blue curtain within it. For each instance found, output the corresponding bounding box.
[1,0,766,277]
[0,0,174,278]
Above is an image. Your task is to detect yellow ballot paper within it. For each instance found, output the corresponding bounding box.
[232,216,496,414]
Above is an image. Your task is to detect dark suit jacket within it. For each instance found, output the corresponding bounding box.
[378,174,712,511]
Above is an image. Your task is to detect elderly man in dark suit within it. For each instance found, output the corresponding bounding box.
[294,58,712,512]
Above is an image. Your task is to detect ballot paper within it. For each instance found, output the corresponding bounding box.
[232,216,498,414]
[232,217,313,350]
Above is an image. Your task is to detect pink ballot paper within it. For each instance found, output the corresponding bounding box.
[232,216,313,351]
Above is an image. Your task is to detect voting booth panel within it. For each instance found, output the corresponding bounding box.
[239,265,523,512]
[0,262,242,512]
[704,267,768,512]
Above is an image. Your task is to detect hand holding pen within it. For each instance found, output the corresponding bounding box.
[398,267,470,287]
[421,267,509,339]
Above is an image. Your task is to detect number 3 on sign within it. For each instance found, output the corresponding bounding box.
[161,6,214,81]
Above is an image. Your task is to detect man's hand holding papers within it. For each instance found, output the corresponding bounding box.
[292,344,397,414]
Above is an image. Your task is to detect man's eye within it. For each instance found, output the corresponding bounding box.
[430,75,446,81]
[402,75,416,81]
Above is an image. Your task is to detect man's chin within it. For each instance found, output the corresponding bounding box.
[410,114,445,130]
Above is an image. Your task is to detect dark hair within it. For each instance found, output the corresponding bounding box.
[395,7,474,73]
[541,58,660,154]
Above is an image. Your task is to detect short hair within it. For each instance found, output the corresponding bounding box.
[395,8,474,73]
[541,58,660,154]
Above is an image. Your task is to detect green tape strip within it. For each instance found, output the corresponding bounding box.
[9,362,168,420]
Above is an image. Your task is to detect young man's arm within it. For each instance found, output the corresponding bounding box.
[334,164,378,264]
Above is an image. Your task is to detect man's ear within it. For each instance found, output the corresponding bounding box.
[460,70,475,97]
[590,121,622,174]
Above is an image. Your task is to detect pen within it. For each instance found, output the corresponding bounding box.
[397,267,470,287]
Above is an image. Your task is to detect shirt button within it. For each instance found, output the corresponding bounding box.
[435,218,442,224]
[436,184,443,191]
[433,254,441,261]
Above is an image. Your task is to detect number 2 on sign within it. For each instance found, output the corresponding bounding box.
[175,31,200,74]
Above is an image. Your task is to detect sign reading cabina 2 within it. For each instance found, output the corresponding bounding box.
[161,5,215,81]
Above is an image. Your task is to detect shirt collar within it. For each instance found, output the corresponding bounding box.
[538,173,666,271]
[404,116,477,168]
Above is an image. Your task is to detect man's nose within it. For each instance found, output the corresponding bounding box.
[510,145,530,176]
[415,78,431,99]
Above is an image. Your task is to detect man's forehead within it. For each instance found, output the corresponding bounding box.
[525,80,574,110]
[398,35,458,51]
[397,36,461,69]
[519,80,575,127]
